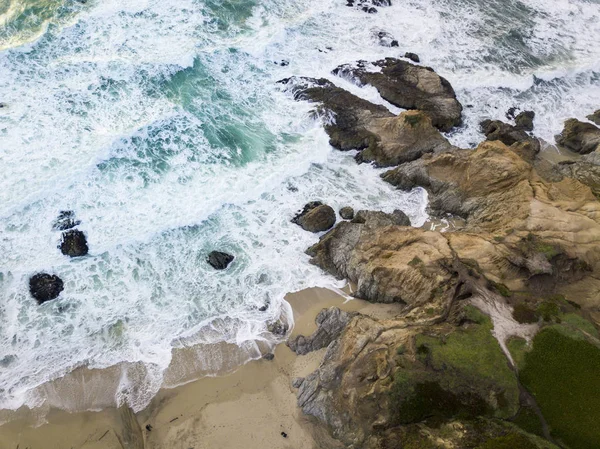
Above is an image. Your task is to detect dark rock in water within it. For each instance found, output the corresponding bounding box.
[274,60,289,67]
[339,206,355,220]
[371,0,391,5]
[588,109,600,126]
[287,307,355,355]
[352,209,411,227]
[52,210,81,231]
[555,118,600,154]
[515,110,535,131]
[29,273,64,304]
[59,229,89,257]
[263,353,275,361]
[375,30,398,48]
[268,321,289,336]
[362,6,377,13]
[207,251,234,270]
[292,201,336,233]
[404,52,420,63]
[332,58,463,131]
[506,107,519,120]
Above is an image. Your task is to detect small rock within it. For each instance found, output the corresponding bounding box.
[362,6,377,13]
[374,30,398,48]
[52,210,81,231]
[263,353,275,361]
[29,273,64,304]
[515,110,535,131]
[145,424,153,432]
[391,40,399,47]
[207,251,234,270]
[59,229,89,257]
[506,107,518,120]
[339,206,355,220]
[268,321,289,336]
[404,52,420,63]
[281,432,288,438]
[292,202,336,233]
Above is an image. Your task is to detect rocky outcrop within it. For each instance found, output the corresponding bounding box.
[333,58,463,131]
[587,109,600,126]
[373,30,398,47]
[555,118,600,154]
[480,119,540,162]
[351,209,410,227]
[356,110,455,167]
[287,307,355,355]
[29,273,64,304]
[59,229,89,257]
[280,77,394,152]
[292,201,336,233]
[515,110,535,131]
[207,251,234,270]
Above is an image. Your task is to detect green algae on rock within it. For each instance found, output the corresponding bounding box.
[519,328,600,449]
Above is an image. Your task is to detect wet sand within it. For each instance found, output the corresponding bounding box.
[0,287,403,449]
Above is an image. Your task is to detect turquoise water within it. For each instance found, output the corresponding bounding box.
[0,0,599,412]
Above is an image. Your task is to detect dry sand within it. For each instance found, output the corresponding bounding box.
[0,287,403,449]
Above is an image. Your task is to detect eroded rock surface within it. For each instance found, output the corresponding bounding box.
[292,201,336,233]
[288,307,355,355]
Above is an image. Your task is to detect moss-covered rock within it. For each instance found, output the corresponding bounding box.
[519,328,600,449]
[391,308,520,424]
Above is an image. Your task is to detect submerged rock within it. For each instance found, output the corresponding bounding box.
[374,30,398,47]
[339,206,355,220]
[292,201,336,233]
[52,210,81,231]
[555,118,600,154]
[287,307,354,355]
[29,273,64,304]
[59,229,89,257]
[333,58,463,131]
[207,251,234,270]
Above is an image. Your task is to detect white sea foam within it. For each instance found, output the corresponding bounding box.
[0,0,599,414]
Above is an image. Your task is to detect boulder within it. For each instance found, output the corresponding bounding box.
[52,210,81,231]
[515,110,535,131]
[29,273,64,304]
[292,202,336,233]
[207,251,234,270]
[339,206,355,220]
[333,58,463,131]
[287,307,354,355]
[59,229,89,257]
[555,118,600,154]
[480,119,531,146]
[404,52,420,63]
[587,109,600,126]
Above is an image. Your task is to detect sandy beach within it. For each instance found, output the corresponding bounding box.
[0,288,403,449]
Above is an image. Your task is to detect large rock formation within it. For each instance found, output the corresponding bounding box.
[333,58,463,131]
[284,60,600,449]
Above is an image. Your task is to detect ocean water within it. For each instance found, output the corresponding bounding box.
[0,0,599,414]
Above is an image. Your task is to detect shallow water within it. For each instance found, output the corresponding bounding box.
[0,0,599,413]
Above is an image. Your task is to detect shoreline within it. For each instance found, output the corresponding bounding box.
[0,287,403,449]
